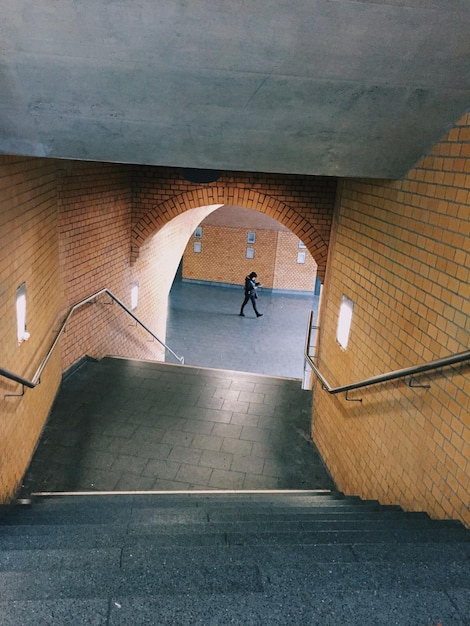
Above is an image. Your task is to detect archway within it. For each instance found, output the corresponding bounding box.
[131,187,329,282]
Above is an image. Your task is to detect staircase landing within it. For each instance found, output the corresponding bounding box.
[20,357,333,495]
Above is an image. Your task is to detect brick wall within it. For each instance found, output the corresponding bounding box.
[312,113,470,526]
[182,223,317,291]
[131,168,336,281]
[0,156,62,502]
[273,231,318,291]
[183,224,277,287]
[56,160,186,368]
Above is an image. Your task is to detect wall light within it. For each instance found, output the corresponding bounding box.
[16,283,30,343]
[131,282,139,310]
[337,295,354,350]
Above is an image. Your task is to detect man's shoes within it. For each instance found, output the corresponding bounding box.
[256,313,263,317]
[239,312,245,316]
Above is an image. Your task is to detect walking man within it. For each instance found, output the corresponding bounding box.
[240,272,263,318]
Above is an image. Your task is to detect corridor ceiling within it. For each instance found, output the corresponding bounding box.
[1,1,469,178]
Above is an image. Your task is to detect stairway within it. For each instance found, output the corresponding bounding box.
[0,491,468,624]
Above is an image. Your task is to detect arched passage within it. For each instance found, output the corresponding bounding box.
[131,187,329,281]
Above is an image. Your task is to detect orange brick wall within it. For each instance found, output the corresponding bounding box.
[182,224,278,288]
[312,113,470,526]
[56,160,188,367]
[273,231,318,291]
[131,168,336,281]
[0,156,62,502]
[182,224,317,291]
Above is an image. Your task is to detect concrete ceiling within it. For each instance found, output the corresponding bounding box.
[1,0,469,179]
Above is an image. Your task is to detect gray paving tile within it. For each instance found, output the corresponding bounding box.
[191,434,224,452]
[238,390,266,404]
[176,464,213,485]
[111,455,149,475]
[231,454,265,475]
[79,451,116,471]
[199,450,233,471]
[195,396,225,410]
[176,406,233,424]
[253,382,283,395]
[153,416,189,431]
[168,446,203,465]
[251,442,278,460]
[211,388,241,402]
[247,403,276,417]
[229,412,260,426]
[161,430,195,446]
[211,423,243,439]
[130,425,166,443]
[243,474,281,490]
[230,380,256,392]
[131,442,173,461]
[152,479,191,490]
[115,474,156,491]
[181,419,215,435]
[209,469,245,489]
[221,399,250,413]
[142,459,181,480]
[221,438,254,456]
[72,468,122,491]
[240,425,272,443]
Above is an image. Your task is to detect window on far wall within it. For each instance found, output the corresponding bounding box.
[298,240,306,249]
[247,231,256,244]
[297,251,306,264]
[246,247,255,259]
[193,241,202,253]
[194,226,202,238]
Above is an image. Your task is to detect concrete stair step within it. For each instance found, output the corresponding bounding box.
[0,589,467,626]
[2,493,403,518]
[0,561,468,601]
[0,522,467,553]
[2,541,469,576]
[0,488,468,623]
[1,505,434,527]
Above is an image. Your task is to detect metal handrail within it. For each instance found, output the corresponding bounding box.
[304,312,470,400]
[0,288,184,391]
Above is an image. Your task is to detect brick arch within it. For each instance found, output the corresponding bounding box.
[131,187,329,281]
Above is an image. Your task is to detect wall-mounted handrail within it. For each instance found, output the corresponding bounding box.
[0,288,184,392]
[304,311,470,400]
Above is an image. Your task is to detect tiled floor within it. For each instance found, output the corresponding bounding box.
[20,283,334,495]
[166,280,319,379]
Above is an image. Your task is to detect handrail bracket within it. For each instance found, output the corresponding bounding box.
[4,383,26,399]
[408,376,431,390]
[345,390,362,402]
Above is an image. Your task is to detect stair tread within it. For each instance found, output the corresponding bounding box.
[3,542,468,574]
[0,561,468,601]
[0,590,467,626]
